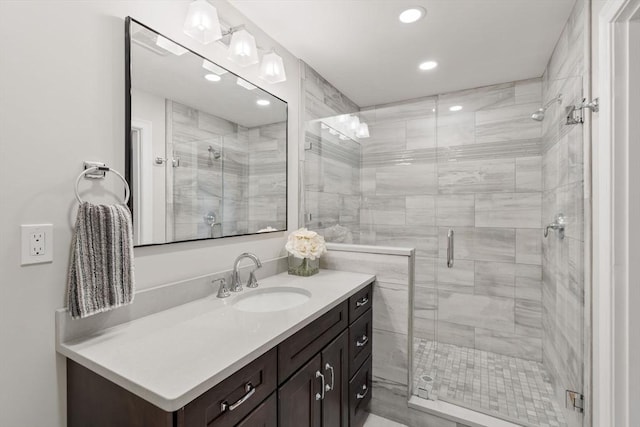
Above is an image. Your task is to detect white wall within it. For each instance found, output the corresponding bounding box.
[0,1,300,425]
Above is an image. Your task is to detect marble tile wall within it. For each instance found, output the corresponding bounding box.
[168,101,288,240]
[361,79,545,362]
[540,1,587,426]
[321,246,458,427]
[247,121,287,232]
[302,63,362,241]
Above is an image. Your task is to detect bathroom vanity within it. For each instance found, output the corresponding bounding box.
[57,270,374,427]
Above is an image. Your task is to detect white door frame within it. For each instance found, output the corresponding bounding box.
[594,1,640,426]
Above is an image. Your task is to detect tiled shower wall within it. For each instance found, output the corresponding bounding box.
[361,80,545,362]
[248,121,287,232]
[167,100,248,241]
[302,62,362,240]
[541,0,587,425]
[169,100,286,240]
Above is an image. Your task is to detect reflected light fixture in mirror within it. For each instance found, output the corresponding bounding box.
[356,122,370,138]
[204,73,221,82]
[228,28,259,67]
[202,59,228,75]
[259,51,287,84]
[156,35,188,56]
[237,77,257,90]
[183,0,222,44]
[256,99,271,106]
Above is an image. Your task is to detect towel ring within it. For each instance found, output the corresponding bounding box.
[75,167,130,205]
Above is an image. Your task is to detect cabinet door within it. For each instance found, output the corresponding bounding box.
[235,393,277,427]
[278,354,322,427]
[321,330,349,427]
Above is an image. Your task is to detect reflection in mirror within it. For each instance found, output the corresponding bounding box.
[126,18,287,246]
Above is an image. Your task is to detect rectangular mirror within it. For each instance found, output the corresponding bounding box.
[125,17,288,246]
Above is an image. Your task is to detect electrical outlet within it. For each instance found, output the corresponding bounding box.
[21,224,53,265]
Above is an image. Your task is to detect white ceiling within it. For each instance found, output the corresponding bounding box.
[229,0,576,107]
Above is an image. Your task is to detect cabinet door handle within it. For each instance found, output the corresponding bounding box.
[356,297,369,307]
[356,384,368,400]
[325,363,335,392]
[315,370,326,400]
[220,382,255,412]
[356,335,369,347]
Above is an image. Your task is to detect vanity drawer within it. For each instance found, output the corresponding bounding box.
[349,284,372,323]
[349,308,372,377]
[348,355,372,427]
[235,392,277,427]
[182,348,277,427]
[278,301,348,384]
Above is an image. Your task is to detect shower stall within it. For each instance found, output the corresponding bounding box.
[301,3,589,422]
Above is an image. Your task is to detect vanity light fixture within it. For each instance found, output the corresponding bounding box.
[256,99,271,106]
[349,116,361,131]
[399,7,426,23]
[236,77,257,90]
[202,59,227,75]
[183,0,223,44]
[259,51,287,84]
[449,105,463,112]
[356,123,370,138]
[228,28,259,67]
[204,73,221,82]
[419,60,438,71]
[155,35,188,56]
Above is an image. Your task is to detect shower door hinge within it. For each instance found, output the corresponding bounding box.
[566,390,584,413]
[566,105,584,125]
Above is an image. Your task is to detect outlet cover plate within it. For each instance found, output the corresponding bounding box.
[21,224,53,265]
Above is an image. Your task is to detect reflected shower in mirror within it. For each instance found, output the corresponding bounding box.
[126,18,287,246]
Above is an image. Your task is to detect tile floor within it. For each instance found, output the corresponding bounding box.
[364,413,408,427]
[413,339,567,427]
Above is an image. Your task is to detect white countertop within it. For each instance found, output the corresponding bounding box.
[57,270,375,412]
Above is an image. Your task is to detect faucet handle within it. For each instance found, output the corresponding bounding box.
[213,278,230,298]
[247,270,259,288]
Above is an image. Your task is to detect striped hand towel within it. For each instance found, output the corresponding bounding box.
[67,202,135,319]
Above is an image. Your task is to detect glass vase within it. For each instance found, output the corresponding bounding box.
[288,255,319,277]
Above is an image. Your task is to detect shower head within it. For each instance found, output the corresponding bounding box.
[530,94,562,122]
[531,109,545,121]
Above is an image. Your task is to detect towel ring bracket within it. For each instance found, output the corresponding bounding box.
[75,161,130,205]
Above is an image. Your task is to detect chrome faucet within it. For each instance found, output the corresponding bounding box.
[231,253,262,292]
[213,277,230,299]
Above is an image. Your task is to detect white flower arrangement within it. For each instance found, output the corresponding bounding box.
[285,228,327,260]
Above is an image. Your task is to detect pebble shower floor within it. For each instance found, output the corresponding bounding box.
[413,339,567,427]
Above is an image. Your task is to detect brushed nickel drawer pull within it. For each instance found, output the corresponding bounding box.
[356,384,368,400]
[356,335,369,347]
[315,370,326,400]
[220,383,255,412]
[356,297,369,307]
[325,363,335,392]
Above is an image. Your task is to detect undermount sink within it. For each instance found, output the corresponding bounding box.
[232,287,312,313]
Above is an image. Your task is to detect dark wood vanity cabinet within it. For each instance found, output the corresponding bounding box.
[67,283,373,427]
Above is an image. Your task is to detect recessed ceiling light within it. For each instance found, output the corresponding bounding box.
[256,99,270,106]
[399,7,426,24]
[449,105,463,112]
[204,73,221,82]
[419,61,438,71]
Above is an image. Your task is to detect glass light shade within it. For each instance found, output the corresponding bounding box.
[227,29,259,67]
[349,115,361,131]
[356,122,370,138]
[259,51,287,84]
[183,0,222,44]
[202,59,228,75]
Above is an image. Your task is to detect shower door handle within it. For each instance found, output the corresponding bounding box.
[447,229,454,268]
